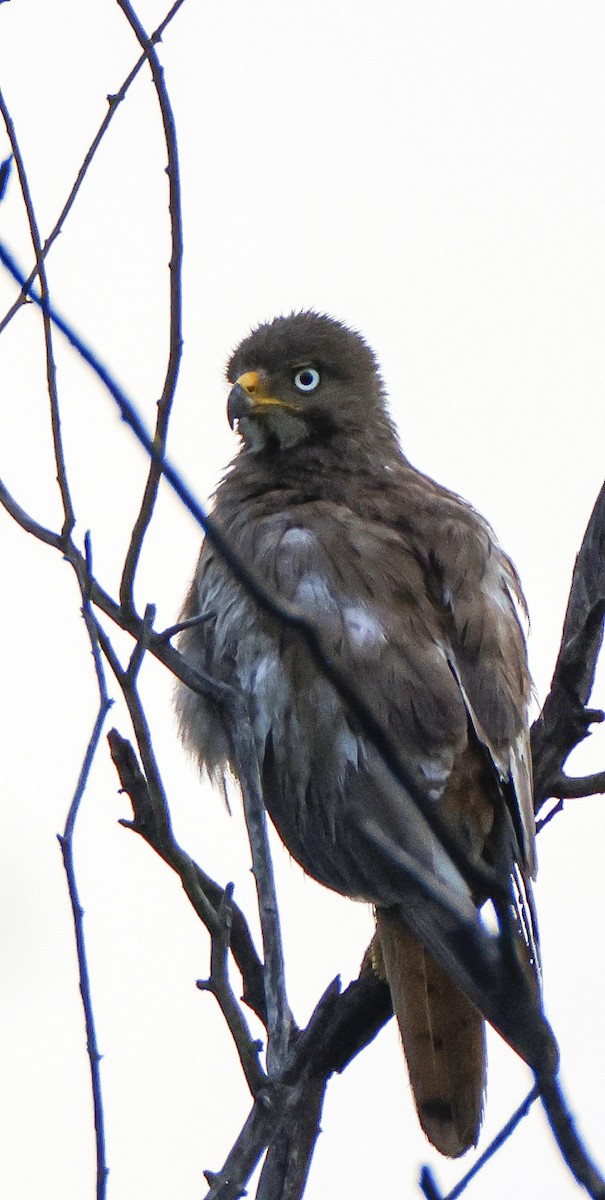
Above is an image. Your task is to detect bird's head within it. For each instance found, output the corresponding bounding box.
[226,311,387,453]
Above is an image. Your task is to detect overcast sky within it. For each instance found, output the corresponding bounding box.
[1,2,605,1198]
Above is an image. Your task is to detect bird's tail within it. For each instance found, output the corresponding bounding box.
[375,907,486,1158]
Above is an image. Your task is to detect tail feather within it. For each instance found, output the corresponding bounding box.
[376,907,486,1158]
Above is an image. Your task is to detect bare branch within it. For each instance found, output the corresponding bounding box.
[540,1075,605,1199]
[126,602,156,683]
[255,1074,326,1200]
[108,728,267,1024]
[0,0,187,335]
[57,534,112,1200]
[419,1087,538,1200]
[419,1035,605,1200]
[535,800,564,835]
[532,482,605,810]
[230,723,295,1073]
[0,475,63,548]
[204,1101,281,1200]
[116,0,184,611]
[0,474,233,703]
[299,968,392,1077]
[158,611,217,641]
[419,1169,444,1200]
[197,884,268,1097]
[101,618,282,1100]
[0,89,74,533]
[546,770,605,800]
[202,981,342,1200]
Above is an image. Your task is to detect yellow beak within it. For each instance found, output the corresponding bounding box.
[227,371,298,427]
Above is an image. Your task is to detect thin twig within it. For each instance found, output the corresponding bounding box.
[108,728,267,1024]
[419,1087,539,1200]
[197,884,268,1096]
[98,609,285,1062]
[535,800,564,834]
[93,620,178,847]
[418,1170,444,1200]
[57,534,113,1200]
[127,602,156,682]
[116,0,184,611]
[540,1074,605,1199]
[158,611,217,641]
[231,725,295,1073]
[0,472,232,702]
[0,0,187,334]
[108,727,218,926]
[0,477,63,547]
[0,88,75,534]
[0,155,11,199]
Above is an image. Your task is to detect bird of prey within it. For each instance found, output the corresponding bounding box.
[175,312,548,1158]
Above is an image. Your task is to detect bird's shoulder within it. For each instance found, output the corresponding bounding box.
[209,452,512,610]
[201,455,530,755]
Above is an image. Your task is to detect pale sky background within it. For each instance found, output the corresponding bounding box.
[1,2,605,1198]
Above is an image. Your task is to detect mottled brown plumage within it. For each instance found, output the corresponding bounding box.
[175,312,543,1157]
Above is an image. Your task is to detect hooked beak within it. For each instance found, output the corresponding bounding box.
[227,371,298,429]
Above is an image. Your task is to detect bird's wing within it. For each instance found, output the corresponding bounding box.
[178,498,551,1069]
[184,496,534,880]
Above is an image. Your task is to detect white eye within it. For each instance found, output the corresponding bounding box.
[293,367,320,392]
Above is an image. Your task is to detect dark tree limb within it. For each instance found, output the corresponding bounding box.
[109,728,268,1025]
[231,724,295,1072]
[0,471,233,702]
[544,769,605,800]
[197,884,268,1097]
[254,1075,327,1200]
[204,1100,281,1200]
[102,621,292,1107]
[107,726,394,1198]
[540,1075,605,1199]
[532,482,605,811]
